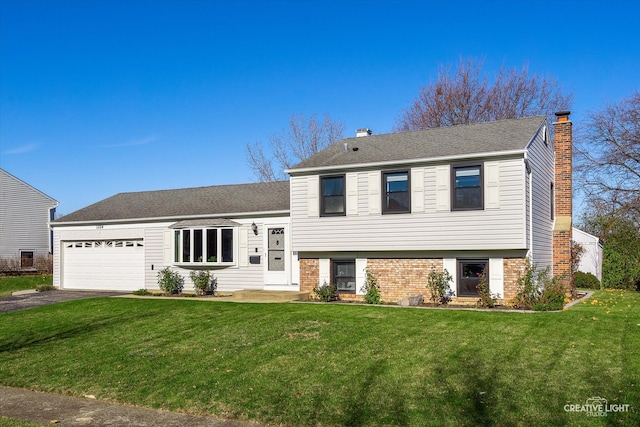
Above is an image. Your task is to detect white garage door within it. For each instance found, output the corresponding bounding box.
[63,240,144,291]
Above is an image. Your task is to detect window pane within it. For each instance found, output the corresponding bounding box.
[455,166,481,187]
[332,260,356,294]
[321,176,345,215]
[455,187,482,209]
[206,229,217,262]
[322,176,344,196]
[182,230,191,262]
[194,229,203,262]
[384,172,410,213]
[323,195,345,214]
[454,166,482,209]
[222,229,233,262]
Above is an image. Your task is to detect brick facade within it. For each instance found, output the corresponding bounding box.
[552,111,573,292]
[299,256,529,305]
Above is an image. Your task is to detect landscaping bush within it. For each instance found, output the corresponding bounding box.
[511,261,565,311]
[313,282,339,302]
[476,272,498,308]
[426,268,453,306]
[360,269,381,304]
[189,270,217,295]
[574,271,601,289]
[132,289,152,296]
[157,267,184,295]
[35,284,55,292]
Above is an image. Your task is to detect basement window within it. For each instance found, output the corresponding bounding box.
[332,260,356,294]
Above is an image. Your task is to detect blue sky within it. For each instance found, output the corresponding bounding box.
[1,0,638,215]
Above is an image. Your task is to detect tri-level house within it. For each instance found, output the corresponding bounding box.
[51,113,572,302]
[287,112,573,303]
[1,168,59,269]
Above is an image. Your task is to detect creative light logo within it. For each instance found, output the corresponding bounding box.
[564,397,631,417]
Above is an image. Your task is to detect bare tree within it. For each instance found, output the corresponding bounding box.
[394,58,573,131]
[246,114,345,181]
[576,90,640,219]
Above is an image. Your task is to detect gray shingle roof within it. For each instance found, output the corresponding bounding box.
[54,181,290,224]
[288,116,545,172]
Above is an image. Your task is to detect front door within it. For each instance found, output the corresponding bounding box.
[265,227,287,285]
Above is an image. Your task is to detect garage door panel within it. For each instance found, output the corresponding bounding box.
[63,240,144,291]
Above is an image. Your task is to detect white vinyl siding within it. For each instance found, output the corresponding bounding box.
[527,126,555,269]
[307,175,319,217]
[0,169,58,259]
[290,158,526,253]
[54,216,293,292]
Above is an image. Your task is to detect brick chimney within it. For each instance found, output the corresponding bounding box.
[552,111,573,293]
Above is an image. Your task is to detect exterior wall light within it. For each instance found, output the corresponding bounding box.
[251,222,258,235]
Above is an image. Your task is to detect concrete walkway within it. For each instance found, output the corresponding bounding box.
[0,386,268,427]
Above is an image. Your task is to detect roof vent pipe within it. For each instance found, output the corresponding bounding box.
[356,128,372,137]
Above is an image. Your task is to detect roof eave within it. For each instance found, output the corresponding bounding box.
[286,149,527,175]
[51,209,291,227]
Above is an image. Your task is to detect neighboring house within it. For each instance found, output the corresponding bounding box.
[52,182,296,291]
[52,113,573,302]
[573,227,603,281]
[0,168,59,268]
[287,112,573,303]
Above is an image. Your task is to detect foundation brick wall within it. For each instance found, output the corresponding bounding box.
[299,256,529,305]
[503,257,528,302]
[367,258,443,302]
[299,258,319,294]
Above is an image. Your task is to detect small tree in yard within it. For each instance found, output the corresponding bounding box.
[426,268,454,306]
[360,268,382,304]
[189,270,217,296]
[157,267,184,295]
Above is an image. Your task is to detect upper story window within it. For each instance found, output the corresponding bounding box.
[452,164,483,210]
[174,228,235,265]
[320,175,345,216]
[382,171,410,214]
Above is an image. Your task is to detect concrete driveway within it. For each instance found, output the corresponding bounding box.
[0,290,127,313]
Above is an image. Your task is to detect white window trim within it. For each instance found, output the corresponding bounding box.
[173,227,238,267]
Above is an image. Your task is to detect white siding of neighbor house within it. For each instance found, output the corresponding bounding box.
[0,169,58,259]
[526,126,555,270]
[53,215,294,292]
[290,156,527,253]
[572,227,603,281]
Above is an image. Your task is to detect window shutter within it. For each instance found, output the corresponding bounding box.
[411,168,425,213]
[307,176,319,217]
[355,258,367,295]
[368,171,381,215]
[435,166,450,212]
[443,258,457,296]
[485,162,500,209]
[163,230,171,265]
[346,173,358,216]
[239,227,248,267]
[489,258,504,299]
[319,258,330,286]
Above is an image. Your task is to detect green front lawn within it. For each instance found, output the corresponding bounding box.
[0,290,638,426]
[0,275,52,297]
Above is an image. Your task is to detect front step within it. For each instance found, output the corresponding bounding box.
[231,290,310,302]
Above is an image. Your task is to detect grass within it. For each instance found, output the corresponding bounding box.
[0,417,44,427]
[0,275,52,297]
[0,290,638,426]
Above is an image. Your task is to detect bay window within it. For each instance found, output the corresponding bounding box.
[174,227,235,264]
